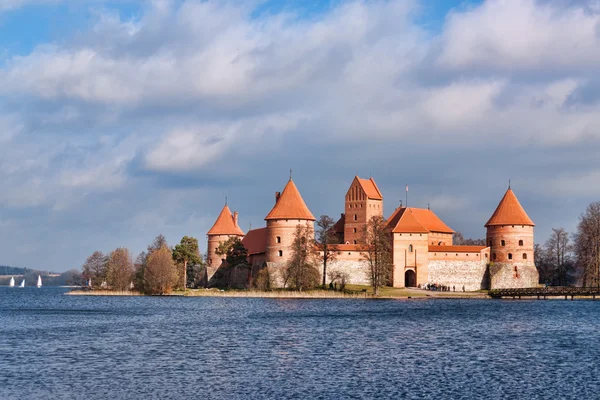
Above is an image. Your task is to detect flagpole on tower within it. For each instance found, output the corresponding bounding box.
[405,184,408,208]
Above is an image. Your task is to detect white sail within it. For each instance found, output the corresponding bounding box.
[9,277,15,287]
[20,279,25,288]
[37,275,42,288]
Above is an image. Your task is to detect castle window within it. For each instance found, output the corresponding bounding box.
[438,241,442,245]
[353,228,357,233]
[485,254,488,259]
[523,253,527,260]
[493,253,497,260]
[409,244,413,252]
[354,214,357,221]
[508,253,513,260]
[278,250,283,257]
[276,236,281,243]
[501,240,506,246]
[353,240,357,244]
[519,240,523,246]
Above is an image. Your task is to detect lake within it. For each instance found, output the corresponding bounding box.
[1,287,599,399]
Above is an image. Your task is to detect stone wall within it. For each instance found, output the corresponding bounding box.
[319,259,371,286]
[427,260,489,291]
[489,262,539,289]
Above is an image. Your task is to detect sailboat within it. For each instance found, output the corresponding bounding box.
[9,277,15,287]
[37,275,42,288]
[19,279,25,288]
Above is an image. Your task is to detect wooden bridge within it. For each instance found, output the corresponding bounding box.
[489,287,600,300]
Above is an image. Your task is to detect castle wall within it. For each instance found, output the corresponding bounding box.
[344,178,383,244]
[265,219,313,264]
[427,260,489,291]
[391,233,429,287]
[429,249,490,262]
[428,232,453,246]
[207,234,237,281]
[487,225,534,263]
[489,262,539,289]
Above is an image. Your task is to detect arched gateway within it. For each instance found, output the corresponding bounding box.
[405,270,416,288]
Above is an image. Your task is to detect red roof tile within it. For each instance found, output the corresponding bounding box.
[207,204,245,236]
[357,177,383,200]
[241,228,267,255]
[386,208,429,233]
[485,188,535,227]
[265,179,315,221]
[386,207,454,234]
[429,245,488,253]
[330,244,368,252]
[410,208,454,234]
[332,214,345,234]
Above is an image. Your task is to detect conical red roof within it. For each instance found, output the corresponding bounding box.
[485,189,534,227]
[207,204,245,236]
[265,179,315,221]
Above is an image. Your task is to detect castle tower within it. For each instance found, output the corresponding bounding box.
[265,178,315,265]
[344,176,383,244]
[206,203,245,278]
[485,187,539,289]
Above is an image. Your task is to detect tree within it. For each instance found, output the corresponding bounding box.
[453,232,486,246]
[544,228,575,286]
[316,215,340,287]
[362,215,392,295]
[144,245,179,295]
[216,237,249,288]
[172,236,202,290]
[81,251,108,288]
[133,251,147,291]
[574,202,600,287]
[106,248,134,291]
[535,243,553,285]
[285,223,320,290]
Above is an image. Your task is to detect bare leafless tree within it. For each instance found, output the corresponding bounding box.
[575,202,600,287]
[362,216,392,295]
[316,215,340,287]
[544,228,575,286]
[284,223,320,290]
[106,248,134,291]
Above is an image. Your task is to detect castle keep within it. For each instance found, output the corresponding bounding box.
[206,176,539,290]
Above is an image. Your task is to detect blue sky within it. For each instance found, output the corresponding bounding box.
[1,0,599,272]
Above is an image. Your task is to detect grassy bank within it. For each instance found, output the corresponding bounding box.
[66,290,144,296]
[65,286,490,299]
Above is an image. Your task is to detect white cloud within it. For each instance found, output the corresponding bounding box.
[437,0,600,71]
[1,0,600,270]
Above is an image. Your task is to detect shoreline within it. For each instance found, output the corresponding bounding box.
[65,288,491,299]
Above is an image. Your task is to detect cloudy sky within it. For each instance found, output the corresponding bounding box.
[1,0,600,272]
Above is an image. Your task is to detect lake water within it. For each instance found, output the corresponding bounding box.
[1,287,599,399]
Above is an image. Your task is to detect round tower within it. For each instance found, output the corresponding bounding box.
[206,204,245,278]
[485,186,538,289]
[264,178,315,266]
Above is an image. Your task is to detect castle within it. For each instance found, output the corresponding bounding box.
[205,176,539,290]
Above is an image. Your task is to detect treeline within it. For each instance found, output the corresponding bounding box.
[81,235,204,294]
[0,266,81,286]
[536,201,600,287]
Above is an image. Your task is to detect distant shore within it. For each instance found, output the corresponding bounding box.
[65,287,491,299]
